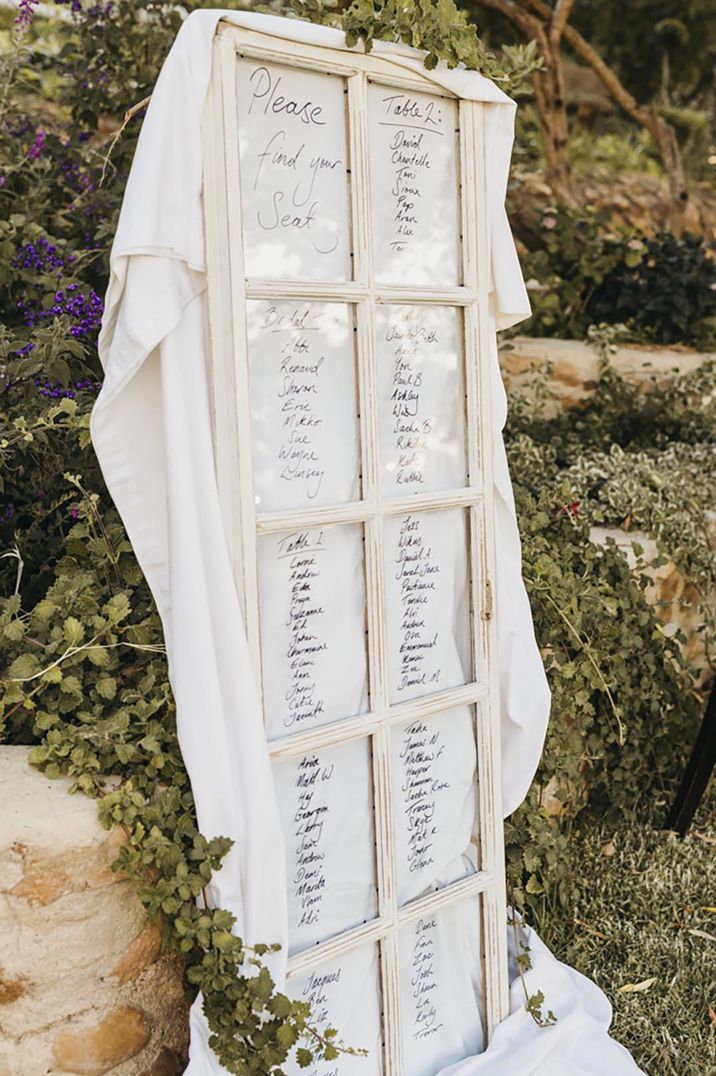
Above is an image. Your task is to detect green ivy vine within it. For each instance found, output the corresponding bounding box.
[283,0,542,88]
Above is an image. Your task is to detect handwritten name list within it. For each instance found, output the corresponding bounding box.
[399,902,483,1076]
[368,85,460,284]
[275,741,376,952]
[259,525,368,740]
[392,710,478,905]
[399,721,449,877]
[284,946,384,1076]
[237,60,352,280]
[376,305,466,495]
[383,510,470,704]
[248,301,360,511]
[408,917,444,1043]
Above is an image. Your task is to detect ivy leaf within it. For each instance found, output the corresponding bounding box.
[87,646,110,668]
[7,653,41,681]
[3,619,26,642]
[526,873,544,895]
[105,593,131,625]
[269,993,292,1019]
[63,617,85,647]
[276,1023,297,1049]
[96,676,117,700]
[61,675,83,697]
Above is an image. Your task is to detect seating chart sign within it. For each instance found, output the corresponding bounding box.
[368,85,461,285]
[204,22,508,1076]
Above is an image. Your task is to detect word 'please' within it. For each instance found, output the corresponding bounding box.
[247,66,325,126]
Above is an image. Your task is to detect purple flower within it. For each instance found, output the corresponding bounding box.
[17,266,103,342]
[6,117,32,138]
[41,286,104,338]
[27,130,46,160]
[14,0,38,32]
[12,237,66,274]
[32,376,100,400]
[87,1,113,18]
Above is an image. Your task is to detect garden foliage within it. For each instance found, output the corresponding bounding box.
[503,345,714,913]
[0,1,713,1072]
[521,204,716,347]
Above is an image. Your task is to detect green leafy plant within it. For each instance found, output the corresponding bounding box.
[503,339,713,919]
[2,2,714,1068]
[519,203,646,338]
[283,0,542,88]
[587,231,716,349]
[519,202,716,346]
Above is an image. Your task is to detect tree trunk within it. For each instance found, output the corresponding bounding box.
[532,43,575,204]
[647,111,689,208]
[516,0,690,219]
[477,0,577,204]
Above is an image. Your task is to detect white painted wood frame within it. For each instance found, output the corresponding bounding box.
[202,20,509,1074]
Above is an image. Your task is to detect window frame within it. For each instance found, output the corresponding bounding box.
[202,21,509,1073]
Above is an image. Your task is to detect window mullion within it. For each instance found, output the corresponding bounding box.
[350,68,404,1076]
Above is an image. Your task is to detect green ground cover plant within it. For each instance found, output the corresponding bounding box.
[1,2,713,1073]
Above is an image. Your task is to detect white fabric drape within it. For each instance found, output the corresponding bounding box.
[91,10,642,1074]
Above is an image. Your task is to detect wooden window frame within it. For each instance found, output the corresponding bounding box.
[202,21,508,1073]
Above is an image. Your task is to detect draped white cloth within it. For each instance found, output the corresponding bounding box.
[91,10,642,1075]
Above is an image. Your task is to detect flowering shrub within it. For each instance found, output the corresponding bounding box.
[520,202,716,346]
[588,231,716,348]
[519,203,647,338]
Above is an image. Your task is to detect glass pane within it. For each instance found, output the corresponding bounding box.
[236,59,352,280]
[391,707,477,907]
[399,899,484,1075]
[258,524,369,739]
[284,945,384,1075]
[383,509,471,705]
[368,83,461,285]
[376,305,467,496]
[248,300,361,510]
[274,739,377,953]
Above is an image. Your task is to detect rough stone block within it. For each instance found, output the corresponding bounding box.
[0,748,190,1075]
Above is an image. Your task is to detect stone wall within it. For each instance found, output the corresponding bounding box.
[510,171,716,243]
[500,336,711,415]
[0,748,190,1076]
[590,527,716,687]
